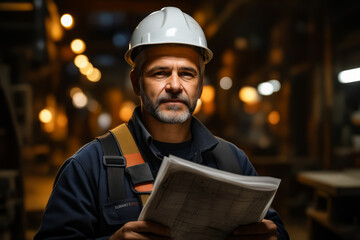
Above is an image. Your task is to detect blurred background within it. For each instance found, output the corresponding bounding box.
[1,0,360,239]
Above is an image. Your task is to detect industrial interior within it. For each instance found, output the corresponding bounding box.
[0,0,360,239]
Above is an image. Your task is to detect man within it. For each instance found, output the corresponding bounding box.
[35,6,289,240]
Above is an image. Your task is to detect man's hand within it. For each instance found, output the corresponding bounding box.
[110,221,172,240]
[226,219,277,240]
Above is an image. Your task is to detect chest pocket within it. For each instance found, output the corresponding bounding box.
[102,198,141,226]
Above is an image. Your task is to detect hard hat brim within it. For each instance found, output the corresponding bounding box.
[125,43,213,66]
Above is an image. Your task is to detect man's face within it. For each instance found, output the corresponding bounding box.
[137,45,203,124]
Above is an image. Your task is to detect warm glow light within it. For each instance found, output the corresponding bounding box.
[194,99,202,115]
[47,18,63,42]
[258,82,274,96]
[351,111,360,126]
[202,101,215,115]
[71,39,86,54]
[86,68,101,82]
[219,77,233,90]
[39,109,53,123]
[74,54,89,68]
[234,37,248,50]
[338,67,360,83]
[268,111,280,125]
[0,3,34,11]
[69,87,82,97]
[243,102,259,114]
[79,62,94,75]
[239,86,259,104]
[44,122,55,133]
[119,101,136,122]
[201,85,215,103]
[72,92,88,108]
[56,112,68,127]
[60,14,73,29]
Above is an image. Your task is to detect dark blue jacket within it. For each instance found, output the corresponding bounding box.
[35,107,289,239]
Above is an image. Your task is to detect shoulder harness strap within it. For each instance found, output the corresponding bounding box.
[98,126,240,205]
[212,137,241,174]
[97,123,154,206]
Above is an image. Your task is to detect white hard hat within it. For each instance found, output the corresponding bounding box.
[125,6,213,66]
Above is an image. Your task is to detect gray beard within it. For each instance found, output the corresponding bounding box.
[140,88,198,124]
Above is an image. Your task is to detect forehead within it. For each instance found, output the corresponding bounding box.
[143,45,201,67]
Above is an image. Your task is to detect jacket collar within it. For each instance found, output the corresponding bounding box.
[128,106,218,161]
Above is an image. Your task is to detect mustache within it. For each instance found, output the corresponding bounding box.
[156,93,191,108]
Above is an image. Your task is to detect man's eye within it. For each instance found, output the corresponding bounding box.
[180,72,195,79]
[153,71,167,77]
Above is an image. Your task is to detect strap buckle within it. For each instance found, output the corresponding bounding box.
[103,155,127,167]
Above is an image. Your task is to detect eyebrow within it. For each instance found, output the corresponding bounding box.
[146,66,199,75]
[146,66,169,72]
[180,67,199,75]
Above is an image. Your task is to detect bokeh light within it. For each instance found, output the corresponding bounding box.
[119,101,136,122]
[219,76,233,90]
[71,39,86,54]
[72,91,88,108]
[201,85,215,103]
[60,14,73,29]
[239,86,259,104]
[258,82,274,96]
[98,112,112,130]
[39,108,53,123]
[86,68,101,82]
[268,110,280,125]
[74,54,89,68]
[269,79,281,92]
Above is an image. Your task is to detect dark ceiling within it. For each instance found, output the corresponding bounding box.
[2,0,360,73]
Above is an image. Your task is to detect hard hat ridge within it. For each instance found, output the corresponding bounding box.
[125,6,213,66]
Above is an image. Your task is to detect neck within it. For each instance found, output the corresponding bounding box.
[141,111,192,143]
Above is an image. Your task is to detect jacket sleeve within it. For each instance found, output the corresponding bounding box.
[34,142,108,240]
[230,144,290,240]
[265,209,290,240]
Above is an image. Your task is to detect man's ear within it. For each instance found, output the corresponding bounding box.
[130,70,140,96]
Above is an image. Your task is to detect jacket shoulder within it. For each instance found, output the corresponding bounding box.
[54,140,104,186]
[214,137,257,176]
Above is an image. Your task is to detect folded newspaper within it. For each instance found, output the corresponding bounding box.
[138,155,281,240]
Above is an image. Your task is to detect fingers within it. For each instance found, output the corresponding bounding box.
[123,221,171,237]
[227,234,277,240]
[226,219,277,240]
[111,221,172,240]
[233,219,277,235]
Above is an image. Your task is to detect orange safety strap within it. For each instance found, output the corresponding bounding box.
[110,123,154,205]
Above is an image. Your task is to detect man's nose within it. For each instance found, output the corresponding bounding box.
[165,72,182,92]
